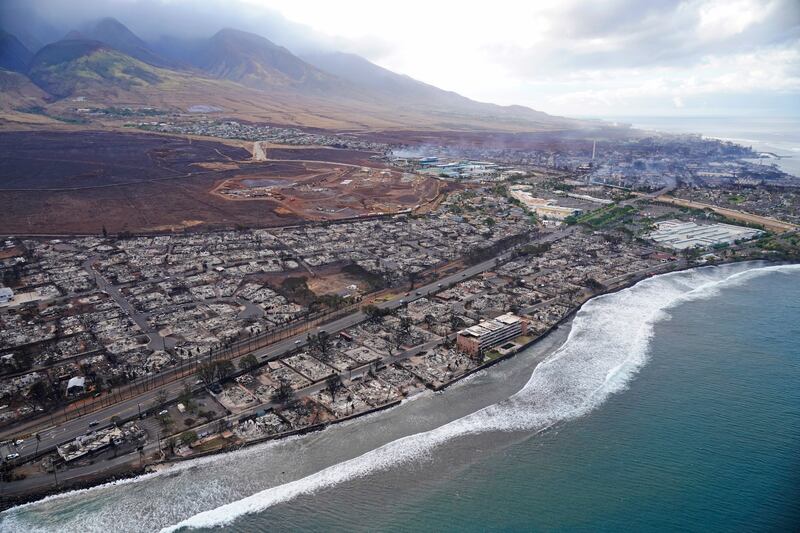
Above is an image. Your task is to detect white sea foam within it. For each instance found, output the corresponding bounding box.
[3,263,796,533]
[161,262,800,532]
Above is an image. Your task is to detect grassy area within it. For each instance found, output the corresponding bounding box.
[573,204,637,229]
[755,233,800,260]
[484,349,503,361]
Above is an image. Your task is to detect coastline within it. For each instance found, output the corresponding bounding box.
[1,257,794,512]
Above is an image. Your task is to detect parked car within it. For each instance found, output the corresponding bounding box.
[5,453,19,460]
[14,439,23,446]
[157,409,168,416]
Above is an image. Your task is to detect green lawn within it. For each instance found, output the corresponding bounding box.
[576,204,637,229]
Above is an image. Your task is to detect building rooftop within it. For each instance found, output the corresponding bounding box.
[460,313,523,338]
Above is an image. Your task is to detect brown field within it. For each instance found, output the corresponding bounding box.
[0,130,440,235]
[213,161,439,221]
[262,146,384,167]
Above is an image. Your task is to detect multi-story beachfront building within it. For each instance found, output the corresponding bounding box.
[457,313,528,356]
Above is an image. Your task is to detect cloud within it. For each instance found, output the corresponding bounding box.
[487,0,800,75]
[2,0,798,116]
[0,0,329,52]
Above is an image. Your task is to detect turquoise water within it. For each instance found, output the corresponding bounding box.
[2,264,798,532]
[375,268,800,532]
[222,265,800,532]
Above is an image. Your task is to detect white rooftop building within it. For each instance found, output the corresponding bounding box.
[457,313,528,356]
[0,287,13,304]
[647,220,763,250]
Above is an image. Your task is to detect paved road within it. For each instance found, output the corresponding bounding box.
[82,257,168,351]
[1,229,571,465]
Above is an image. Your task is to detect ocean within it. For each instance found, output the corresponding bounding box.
[1,262,799,532]
[605,115,800,177]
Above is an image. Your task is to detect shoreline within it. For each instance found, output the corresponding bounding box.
[1,257,793,511]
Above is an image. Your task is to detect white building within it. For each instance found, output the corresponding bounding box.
[647,220,763,250]
[457,313,528,356]
[0,287,13,304]
[509,186,582,221]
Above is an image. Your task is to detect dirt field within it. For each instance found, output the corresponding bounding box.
[213,161,439,221]
[0,130,440,235]
[262,146,385,167]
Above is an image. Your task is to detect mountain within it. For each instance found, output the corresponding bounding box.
[27,38,163,98]
[189,29,352,94]
[0,68,47,110]
[10,18,581,132]
[302,51,470,106]
[303,51,571,127]
[78,17,174,68]
[0,30,33,72]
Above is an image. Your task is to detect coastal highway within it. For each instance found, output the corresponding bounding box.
[1,336,450,496]
[2,228,572,465]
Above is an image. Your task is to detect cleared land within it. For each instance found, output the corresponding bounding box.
[213,162,438,220]
[0,130,439,234]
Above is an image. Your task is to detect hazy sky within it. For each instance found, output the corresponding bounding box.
[5,0,799,118]
[252,0,800,118]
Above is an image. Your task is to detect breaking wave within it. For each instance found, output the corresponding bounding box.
[161,262,799,532]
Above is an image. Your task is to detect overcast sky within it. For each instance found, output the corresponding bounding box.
[252,0,800,118]
[5,0,799,118]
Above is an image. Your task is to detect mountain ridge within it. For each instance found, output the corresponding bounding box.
[0,19,582,132]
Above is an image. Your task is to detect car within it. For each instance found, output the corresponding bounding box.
[5,453,19,460]
[294,340,301,345]
[158,409,169,416]
[415,291,421,295]
[437,283,443,288]
[14,439,23,446]
[88,420,99,427]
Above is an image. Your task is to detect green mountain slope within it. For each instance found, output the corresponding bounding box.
[28,39,163,98]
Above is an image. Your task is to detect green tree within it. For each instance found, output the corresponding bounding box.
[239,354,259,371]
[180,431,198,446]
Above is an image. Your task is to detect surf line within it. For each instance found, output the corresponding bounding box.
[161,263,797,531]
